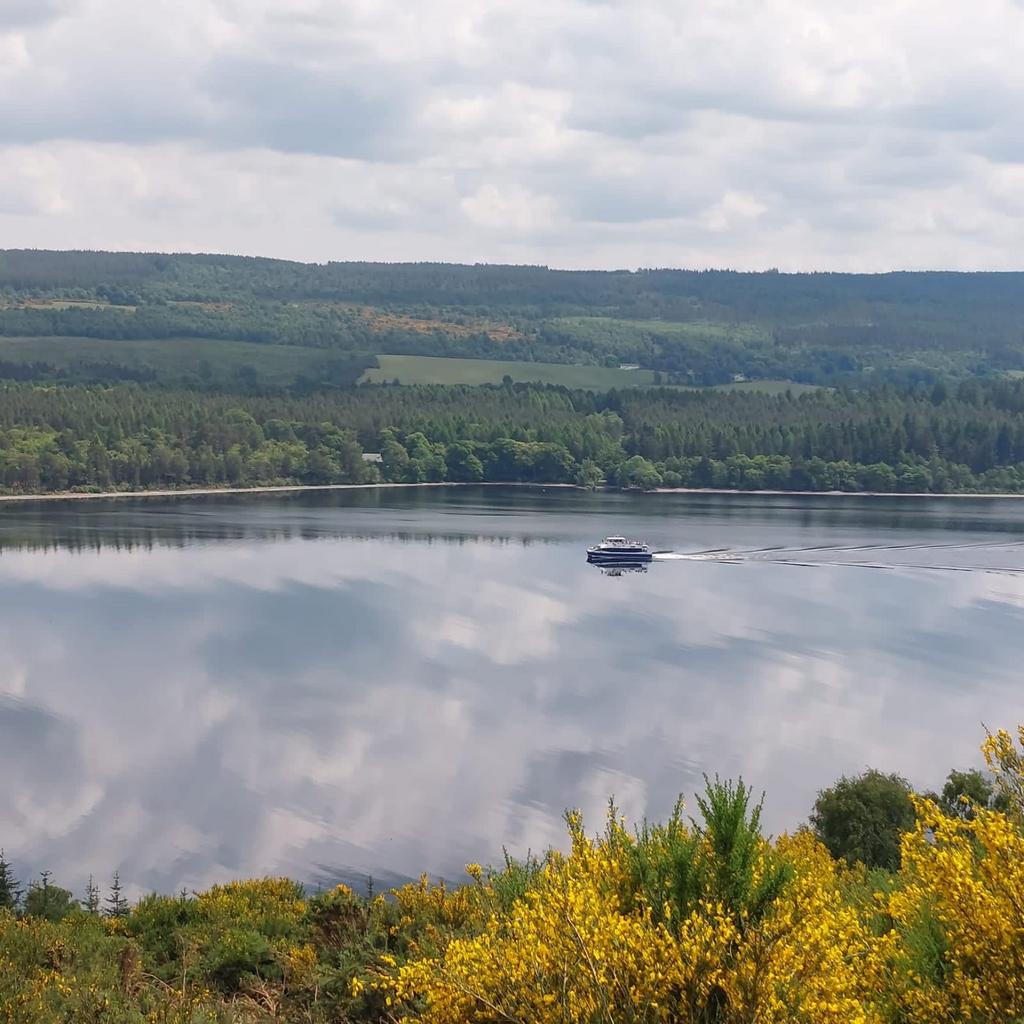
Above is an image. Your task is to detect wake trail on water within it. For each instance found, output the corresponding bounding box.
[651,540,1024,575]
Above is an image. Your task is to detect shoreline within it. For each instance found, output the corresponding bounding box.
[0,481,581,504]
[2,481,1024,504]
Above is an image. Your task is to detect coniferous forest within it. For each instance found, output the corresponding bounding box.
[4,251,1024,496]
[4,379,1024,495]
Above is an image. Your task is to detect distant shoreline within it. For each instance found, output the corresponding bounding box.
[0,482,511,503]
[3,481,1024,504]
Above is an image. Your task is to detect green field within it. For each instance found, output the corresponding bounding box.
[0,338,820,395]
[361,354,661,388]
[360,354,819,393]
[0,336,355,387]
[712,379,821,395]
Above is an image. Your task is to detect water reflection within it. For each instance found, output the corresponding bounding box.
[593,562,650,576]
[2,488,1024,899]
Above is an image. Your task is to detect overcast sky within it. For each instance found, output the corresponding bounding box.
[1,0,1023,270]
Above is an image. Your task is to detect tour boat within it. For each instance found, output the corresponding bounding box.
[586,536,653,563]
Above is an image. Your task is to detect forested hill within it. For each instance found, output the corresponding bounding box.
[5,250,1024,497]
[2,250,1024,386]
[2,250,1022,320]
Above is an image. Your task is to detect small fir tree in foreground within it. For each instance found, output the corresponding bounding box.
[84,875,100,914]
[105,871,129,917]
[0,849,22,912]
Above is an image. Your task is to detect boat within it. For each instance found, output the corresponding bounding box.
[586,536,653,563]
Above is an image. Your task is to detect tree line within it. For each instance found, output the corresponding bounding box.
[5,378,1024,494]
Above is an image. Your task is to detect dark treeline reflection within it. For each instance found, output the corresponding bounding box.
[0,487,581,553]
[5,486,1024,555]
[0,525,561,555]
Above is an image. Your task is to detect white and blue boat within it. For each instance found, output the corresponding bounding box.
[586,536,653,564]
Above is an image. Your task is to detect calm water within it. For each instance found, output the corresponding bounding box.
[3,486,1024,898]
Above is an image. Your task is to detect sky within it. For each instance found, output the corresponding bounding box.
[1,0,1023,271]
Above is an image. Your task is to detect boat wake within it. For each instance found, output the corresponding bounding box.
[651,541,1024,575]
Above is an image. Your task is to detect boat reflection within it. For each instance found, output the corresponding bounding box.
[592,561,650,577]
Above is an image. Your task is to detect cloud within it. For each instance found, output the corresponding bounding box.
[0,0,1023,268]
[199,56,416,159]
[0,0,73,27]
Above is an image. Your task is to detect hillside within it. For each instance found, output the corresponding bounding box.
[1,251,1022,390]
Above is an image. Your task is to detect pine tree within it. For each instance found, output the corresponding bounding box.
[0,849,22,912]
[105,872,129,918]
[85,875,100,915]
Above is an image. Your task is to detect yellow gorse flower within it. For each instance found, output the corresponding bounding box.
[380,812,881,1023]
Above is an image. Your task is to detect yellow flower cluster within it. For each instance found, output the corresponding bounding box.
[981,724,1024,817]
[383,822,880,1023]
[886,797,1024,1023]
[194,876,307,927]
[723,833,883,1024]
[389,873,490,957]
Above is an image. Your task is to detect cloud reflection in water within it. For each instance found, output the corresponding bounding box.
[2,489,1024,897]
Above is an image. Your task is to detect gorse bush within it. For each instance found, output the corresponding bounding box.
[2,727,1023,1022]
[384,785,878,1024]
[886,797,1024,1022]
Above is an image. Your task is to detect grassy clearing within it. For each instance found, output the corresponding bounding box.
[362,355,817,393]
[552,315,766,343]
[0,298,132,311]
[711,379,821,394]
[361,354,660,388]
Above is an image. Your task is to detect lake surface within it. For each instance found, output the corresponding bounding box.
[3,486,1024,899]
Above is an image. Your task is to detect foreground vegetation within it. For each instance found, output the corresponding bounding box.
[2,727,1023,1023]
[6,377,1024,495]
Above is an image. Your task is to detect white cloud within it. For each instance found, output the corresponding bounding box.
[701,191,768,233]
[0,0,1023,268]
[460,183,560,233]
